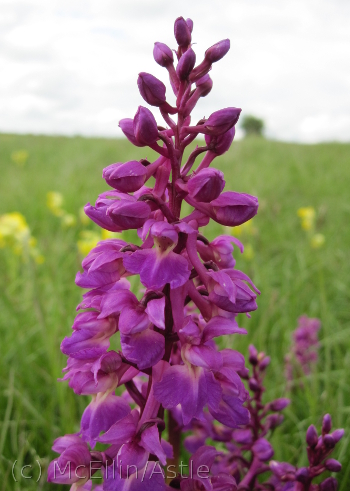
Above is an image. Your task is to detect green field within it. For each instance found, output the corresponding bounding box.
[0,133,349,490]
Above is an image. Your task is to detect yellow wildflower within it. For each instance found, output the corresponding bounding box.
[310,234,325,249]
[297,207,315,231]
[0,212,44,263]
[11,150,29,166]
[47,191,64,217]
[61,213,77,228]
[0,212,30,246]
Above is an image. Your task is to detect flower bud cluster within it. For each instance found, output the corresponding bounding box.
[270,413,343,490]
[49,16,259,491]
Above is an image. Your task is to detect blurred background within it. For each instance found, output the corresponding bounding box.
[1,1,350,490]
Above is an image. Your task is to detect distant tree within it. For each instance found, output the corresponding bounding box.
[241,115,265,137]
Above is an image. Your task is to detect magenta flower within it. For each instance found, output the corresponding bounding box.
[48,18,343,490]
[123,222,191,290]
[49,16,264,490]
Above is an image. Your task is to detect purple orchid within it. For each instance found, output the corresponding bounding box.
[49,15,257,489]
[48,15,343,491]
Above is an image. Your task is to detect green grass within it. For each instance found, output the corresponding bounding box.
[0,133,350,489]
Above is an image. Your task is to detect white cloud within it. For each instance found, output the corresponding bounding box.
[0,0,349,141]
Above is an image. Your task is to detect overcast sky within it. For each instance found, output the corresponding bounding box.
[1,0,349,142]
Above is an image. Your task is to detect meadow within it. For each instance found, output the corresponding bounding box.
[0,132,349,490]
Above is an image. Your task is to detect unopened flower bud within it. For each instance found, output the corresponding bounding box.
[190,39,230,82]
[331,429,344,443]
[137,72,166,107]
[153,42,174,67]
[270,398,290,412]
[204,108,241,135]
[306,425,318,447]
[184,107,241,137]
[187,168,225,202]
[107,200,151,230]
[249,377,260,392]
[176,48,196,80]
[266,414,284,430]
[248,344,258,365]
[205,39,230,63]
[319,477,338,491]
[103,161,147,193]
[295,467,310,483]
[323,434,335,449]
[174,16,191,47]
[210,191,258,227]
[322,414,332,435]
[134,106,159,146]
[252,438,274,461]
[259,355,271,370]
[325,459,342,472]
